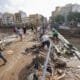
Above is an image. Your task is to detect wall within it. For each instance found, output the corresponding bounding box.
[58,28,80,38]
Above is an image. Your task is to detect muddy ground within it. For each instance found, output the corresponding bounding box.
[0,31,80,80]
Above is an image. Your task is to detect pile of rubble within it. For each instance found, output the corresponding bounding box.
[1,30,79,80]
[18,43,80,80]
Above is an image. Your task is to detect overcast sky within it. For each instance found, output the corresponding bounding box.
[0,0,80,18]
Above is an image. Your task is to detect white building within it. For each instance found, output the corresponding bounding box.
[52,4,80,17]
[19,11,27,19]
[0,13,2,18]
[22,17,30,24]
[2,13,14,25]
[72,4,80,12]
[0,13,3,26]
[14,11,27,24]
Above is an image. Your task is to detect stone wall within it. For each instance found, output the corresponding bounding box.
[0,27,13,33]
[58,28,80,38]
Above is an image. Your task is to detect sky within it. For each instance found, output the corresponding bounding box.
[0,0,80,18]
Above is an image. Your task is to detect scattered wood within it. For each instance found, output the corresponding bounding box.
[52,58,67,69]
[57,73,65,80]
[75,74,80,80]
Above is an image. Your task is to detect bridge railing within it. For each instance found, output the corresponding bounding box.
[41,28,80,80]
[41,39,53,80]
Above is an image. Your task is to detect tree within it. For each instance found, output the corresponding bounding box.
[67,12,80,23]
[54,15,65,24]
[67,12,80,27]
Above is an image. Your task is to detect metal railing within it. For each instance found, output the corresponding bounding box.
[41,40,52,80]
[41,28,80,80]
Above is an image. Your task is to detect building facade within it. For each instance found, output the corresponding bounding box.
[0,13,3,26]
[52,7,62,17]
[52,4,80,17]
[14,11,27,25]
[2,13,14,25]
[29,14,47,26]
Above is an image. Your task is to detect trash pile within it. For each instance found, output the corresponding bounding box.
[19,43,80,80]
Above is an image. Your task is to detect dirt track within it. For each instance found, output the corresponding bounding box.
[0,32,35,80]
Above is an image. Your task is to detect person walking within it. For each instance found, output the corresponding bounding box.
[13,26,19,38]
[22,25,27,35]
[17,27,23,41]
[0,47,7,65]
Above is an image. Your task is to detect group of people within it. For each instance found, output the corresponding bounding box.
[0,24,58,66]
[40,28,58,49]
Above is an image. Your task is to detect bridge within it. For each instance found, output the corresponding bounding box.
[0,29,80,80]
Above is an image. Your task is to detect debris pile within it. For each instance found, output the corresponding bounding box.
[18,43,80,80]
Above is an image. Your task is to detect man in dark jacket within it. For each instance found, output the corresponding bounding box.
[22,26,27,35]
[0,47,7,65]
